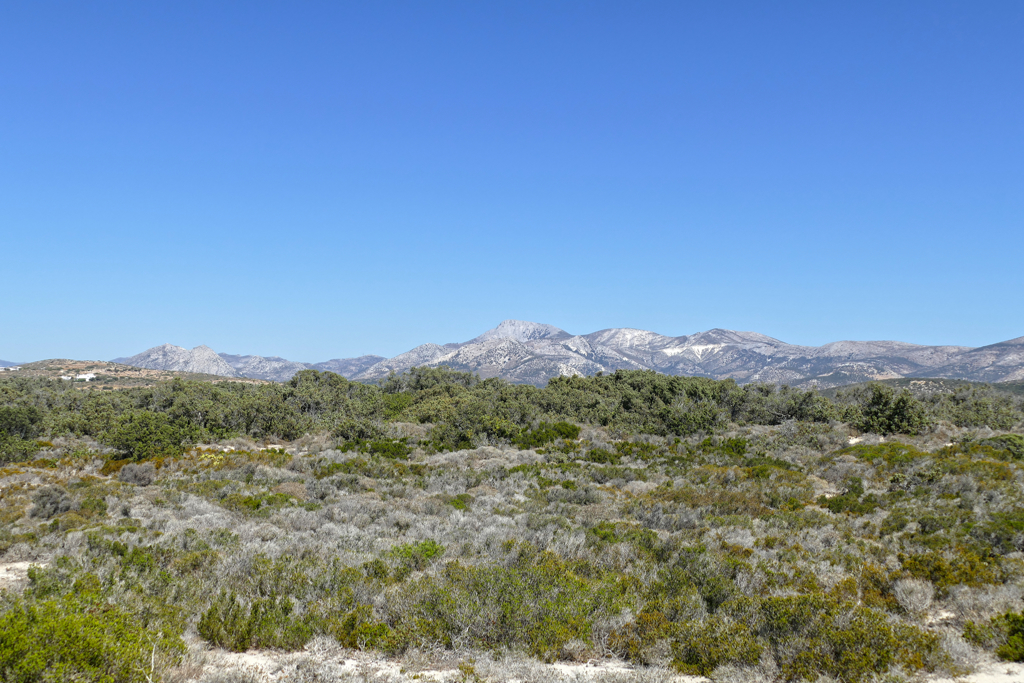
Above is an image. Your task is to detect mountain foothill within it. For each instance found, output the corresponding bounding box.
[108,320,1024,388]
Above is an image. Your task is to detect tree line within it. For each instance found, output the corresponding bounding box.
[1,367,1021,462]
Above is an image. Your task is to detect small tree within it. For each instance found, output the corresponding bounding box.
[104,411,196,461]
[0,406,42,440]
[858,384,929,435]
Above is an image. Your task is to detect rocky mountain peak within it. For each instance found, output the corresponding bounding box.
[470,320,571,344]
[116,344,239,377]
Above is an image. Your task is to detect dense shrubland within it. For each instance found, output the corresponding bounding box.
[1,368,1024,681]
[2,368,1021,464]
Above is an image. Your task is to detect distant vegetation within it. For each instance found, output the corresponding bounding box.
[1,367,1024,681]
[2,367,1022,465]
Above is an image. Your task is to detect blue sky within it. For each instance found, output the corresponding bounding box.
[2,1,1022,362]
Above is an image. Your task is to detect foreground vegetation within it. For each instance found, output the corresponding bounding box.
[1,368,1024,681]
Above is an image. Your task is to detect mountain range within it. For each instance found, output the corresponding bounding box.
[112,346,384,384]
[108,320,1024,388]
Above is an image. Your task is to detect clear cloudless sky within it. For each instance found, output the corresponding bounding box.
[1,1,1022,362]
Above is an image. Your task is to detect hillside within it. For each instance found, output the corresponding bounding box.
[8,359,267,389]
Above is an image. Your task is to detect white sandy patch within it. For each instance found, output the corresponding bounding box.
[0,561,39,591]
[929,660,1024,683]
[191,644,699,682]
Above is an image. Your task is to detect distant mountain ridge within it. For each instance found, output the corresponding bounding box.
[110,321,1024,388]
[113,346,384,384]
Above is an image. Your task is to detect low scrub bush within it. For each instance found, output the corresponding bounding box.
[385,548,626,660]
[965,610,1024,661]
[389,539,445,578]
[118,462,156,486]
[900,549,1001,592]
[339,438,412,460]
[30,486,71,519]
[672,615,762,674]
[198,591,314,652]
[324,604,393,650]
[0,595,184,683]
[516,422,581,449]
[0,435,41,464]
[981,434,1024,460]
[703,594,943,682]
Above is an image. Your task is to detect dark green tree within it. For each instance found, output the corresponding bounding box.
[103,410,197,461]
[857,384,929,435]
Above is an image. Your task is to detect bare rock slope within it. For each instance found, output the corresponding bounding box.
[113,344,239,378]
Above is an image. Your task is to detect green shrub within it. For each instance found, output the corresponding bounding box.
[608,608,675,663]
[386,549,625,660]
[515,422,581,449]
[221,491,295,516]
[390,540,445,572]
[842,441,928,466]
[672,616,762,675]
[818,477,881,515]
[0,437,42,463]
[197,590,313,652]
[0,596,184,683]
[326,604,393,650]
[978,509,1024,553]
[713,594,941,682]
[0,405,42,440]
[900,549,1000,592]
[965,610,1024,661]
[934,387,1021,430]
[855,384,930,435]
[981,434,1024,460]
[446,493,473,510]
[995,612,1024,662]
[103,410,196,461]
[583,447,619,464]
[339,438,412,460]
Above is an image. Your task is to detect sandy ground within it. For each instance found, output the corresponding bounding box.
[186,642,695,682]
[929,661,1024,683]
[183,641,1024,683]
[0,561,36,592]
